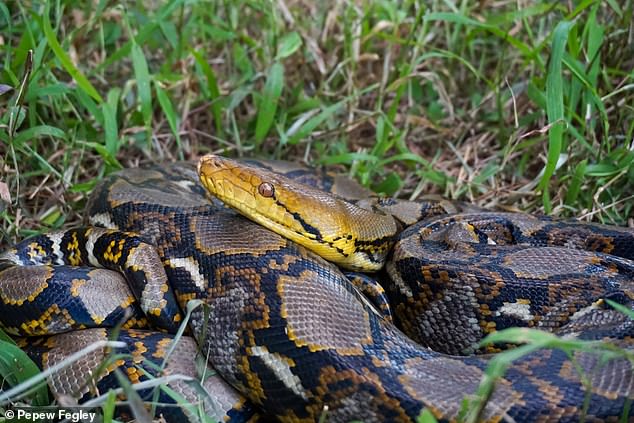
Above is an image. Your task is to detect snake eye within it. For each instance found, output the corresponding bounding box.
[258,182,275,198]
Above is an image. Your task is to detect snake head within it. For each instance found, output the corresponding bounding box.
[198,155,397,271]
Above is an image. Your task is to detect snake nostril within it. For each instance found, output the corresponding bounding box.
[198,155,221,175]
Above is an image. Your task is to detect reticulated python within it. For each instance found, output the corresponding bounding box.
[1,155,633,422]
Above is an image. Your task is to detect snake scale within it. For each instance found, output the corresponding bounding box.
[1,155,634,422]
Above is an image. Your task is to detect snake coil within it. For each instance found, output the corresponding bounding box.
[0,156,633,422]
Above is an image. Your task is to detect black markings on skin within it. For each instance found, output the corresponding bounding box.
[274,198,353,257]
[352,238,393,264]
[274,197,324,241]
[272,196,387,262]
[354,237,393,249]
[290,211,322,239]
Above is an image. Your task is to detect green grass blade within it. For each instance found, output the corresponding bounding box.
[113,369,155,421]
[604,0,623,16]
[287,102,343,145]
[0,337,49,406]
[372,172,402,196]
[79,141,122,169]
[0,329,15,344]
[155,81,183,158]
[564,158,587,206]
[0,2,10,36]
[102,389,116,423]
[41,4,102,103]
[424,12,534,60]
[319,152,380,166]
[276,31,302,60]
[74,89,104,126]
[417,409,439,423]
[255,62,284,144]
[606,299,634,319]
[102,88,121,156]
[130,43,153,139]
[192,49,223,135]
[13,125,66,148]
[94,0,184,73]
[538,20,572,210]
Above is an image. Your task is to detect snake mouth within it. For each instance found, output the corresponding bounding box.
[198,154,254,212]
[197,154,224,191]
[198,156,227,205]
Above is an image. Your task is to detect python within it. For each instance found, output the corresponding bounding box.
[0,156,633,422]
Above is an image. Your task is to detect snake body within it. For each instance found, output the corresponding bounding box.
[1,156,634,422]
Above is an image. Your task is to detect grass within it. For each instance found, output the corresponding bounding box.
[0,0,633,421]
[0,0,632,246]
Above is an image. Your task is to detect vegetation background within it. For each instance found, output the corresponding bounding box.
[0,1,633,421]
[1,0,633,248]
